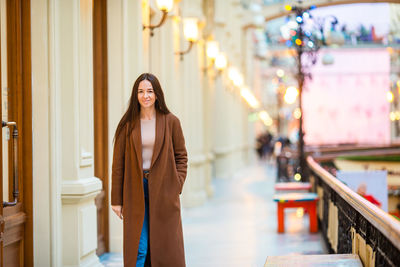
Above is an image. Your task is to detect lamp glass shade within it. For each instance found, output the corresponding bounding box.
[156,0,173,12]
[215,53,227,70]
[228,67,239,81]
[183,18,199,42]
[206,41,219,59]
[241,88,260,109]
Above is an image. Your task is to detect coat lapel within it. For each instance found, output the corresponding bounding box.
[150,111,165,168]
[131,119,143,172]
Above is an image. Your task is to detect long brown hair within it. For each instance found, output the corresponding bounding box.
[114,73,170,141]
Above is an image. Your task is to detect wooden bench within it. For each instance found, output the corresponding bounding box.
[274,182,311,192]
[273,192,319,233]
[265,254,363,267]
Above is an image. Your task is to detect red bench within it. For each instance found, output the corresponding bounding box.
[274,182,311,192]
[273,192,319,233]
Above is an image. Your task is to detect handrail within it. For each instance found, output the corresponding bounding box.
[2,121,19,207]
[307,155,400,251]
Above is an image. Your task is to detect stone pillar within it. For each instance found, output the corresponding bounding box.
[107,0,146,252]
[54,0,102,266]
[178,0,209,207]
[31,0,54,265]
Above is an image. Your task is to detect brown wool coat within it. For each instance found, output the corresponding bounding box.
[111,111,188,267]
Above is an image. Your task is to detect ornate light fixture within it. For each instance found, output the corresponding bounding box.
[206,41,219,60]
[284,1,342,180]
[143,0,174,37]
[241,87,260,109]
[215,53,227,71]
[176,18,199,60]
[203,41,219,72]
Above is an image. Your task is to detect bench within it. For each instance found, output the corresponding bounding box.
[274,182,311,192]
[273,192,319,233]
[265,254,363,267]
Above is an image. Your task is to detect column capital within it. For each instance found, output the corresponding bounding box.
[61,177,102,204]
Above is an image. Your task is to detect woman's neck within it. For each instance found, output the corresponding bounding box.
[140,107,156,120]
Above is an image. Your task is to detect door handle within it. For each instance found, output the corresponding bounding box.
[2,121,19,207]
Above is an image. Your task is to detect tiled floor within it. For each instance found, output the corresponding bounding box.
[100,163,326,266]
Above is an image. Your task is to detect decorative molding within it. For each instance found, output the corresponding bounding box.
[80,150,93,167]
[61,177,102,204]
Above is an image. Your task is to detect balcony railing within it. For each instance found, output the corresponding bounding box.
[307,156,400,267]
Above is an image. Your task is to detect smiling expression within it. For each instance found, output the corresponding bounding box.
[137,80,157,109]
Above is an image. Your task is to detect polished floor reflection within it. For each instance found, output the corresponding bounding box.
[182,163,326,267]
[100,163,326,266]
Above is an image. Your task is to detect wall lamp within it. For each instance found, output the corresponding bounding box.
[143,0,173,37]
[214,53,227,71]
[176,18,199,60]
[203,40,219,72]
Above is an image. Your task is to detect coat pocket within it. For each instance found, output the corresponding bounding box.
[174,166,183,194]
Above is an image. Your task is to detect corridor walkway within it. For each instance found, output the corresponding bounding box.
[182,163,326,266]
[101,163,326,266]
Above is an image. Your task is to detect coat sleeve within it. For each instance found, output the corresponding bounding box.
[111,127,126,205]
[172,117,188,192]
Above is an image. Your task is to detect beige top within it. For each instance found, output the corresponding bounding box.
[141,117,156,170]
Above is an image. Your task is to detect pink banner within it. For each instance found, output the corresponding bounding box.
[303,48,390,145]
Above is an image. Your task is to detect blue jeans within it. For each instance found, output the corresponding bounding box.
[136,177,149,267]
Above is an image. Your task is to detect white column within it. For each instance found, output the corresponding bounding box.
[177,0,209,207]
[211,0,255,179]
[31,0,54,265]
[107,0,145,253]
[202,71,216,197]
[54,0,102,266]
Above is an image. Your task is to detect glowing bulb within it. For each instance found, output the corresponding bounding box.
[294,173,302,181]
[215,53,227,70]
[241,88,260,109]
[396,111,400,121]
[206,41,219,60]
[293,108,302,119]
[284,86,299,104]
[228,67,238,81]
[390,112,396,121]
[276,69,285,78]
[183,18,199,42]
[387,91,394,103]
[258,110,273,126]
[156,0,173,12]
[295,39,302,46]
[284,5,292,11]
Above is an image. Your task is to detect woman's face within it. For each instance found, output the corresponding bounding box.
[137,80,156,109]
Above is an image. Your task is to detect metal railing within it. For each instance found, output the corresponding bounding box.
[307,156,400,266]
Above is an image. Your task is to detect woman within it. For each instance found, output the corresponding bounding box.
[111,73,188,267]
